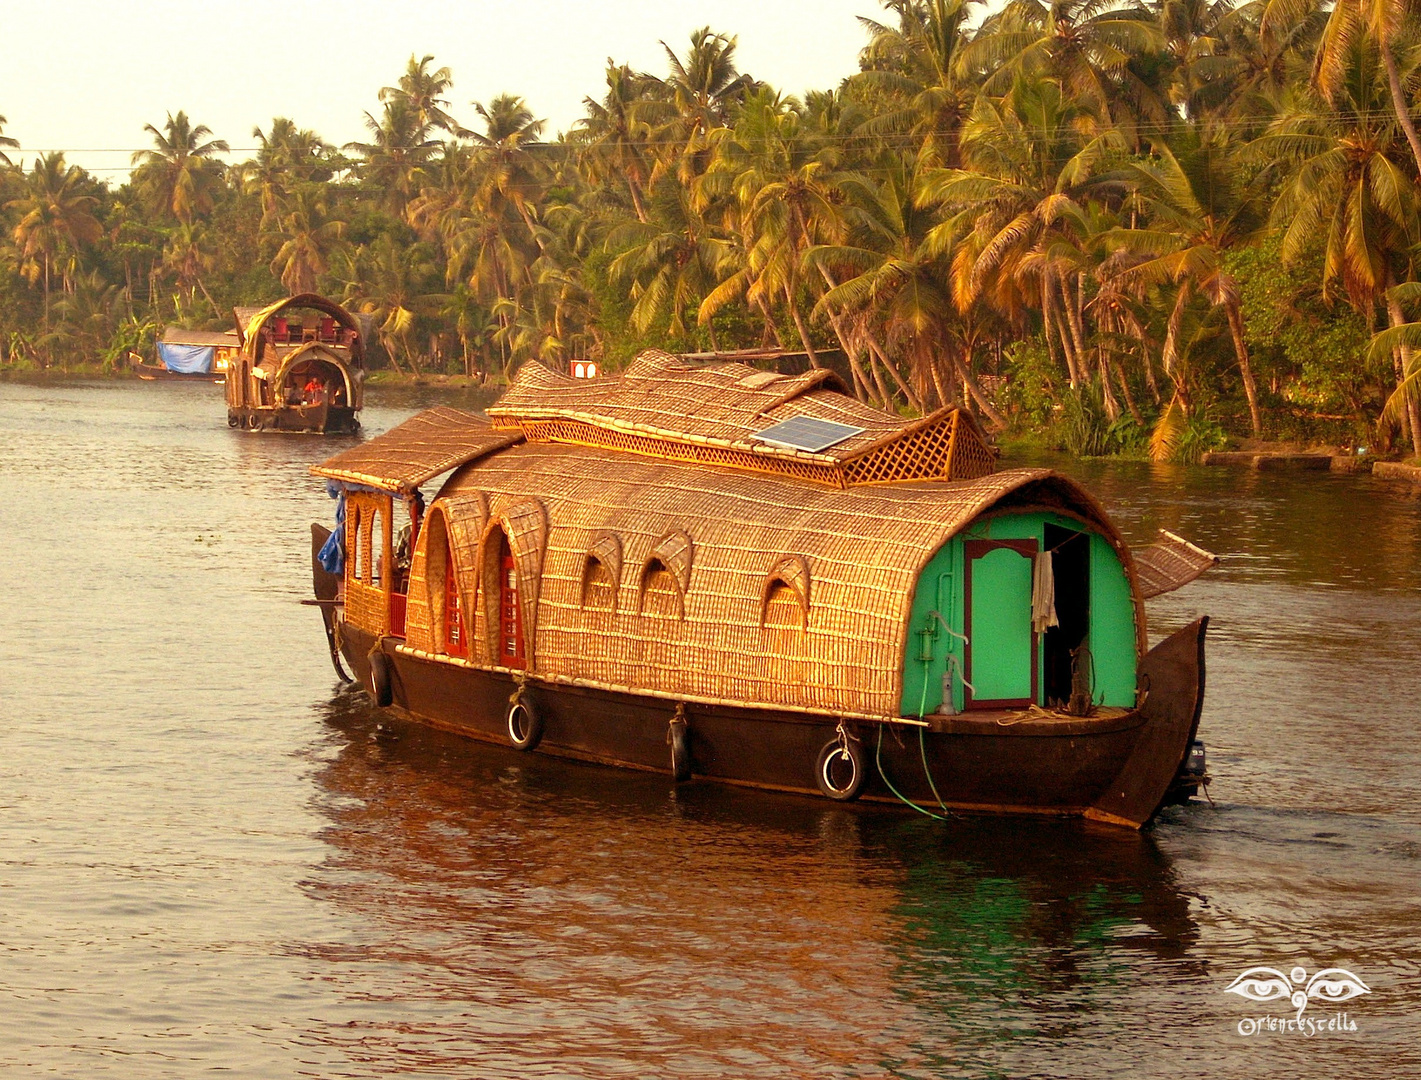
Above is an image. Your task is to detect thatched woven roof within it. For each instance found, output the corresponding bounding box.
[487,351,996,487]
[399,441,1132,721]
[237,294,363,357]
[1134,530,1218,599]
[311,408,521,494]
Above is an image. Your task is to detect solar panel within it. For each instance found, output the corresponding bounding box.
[753,416,865,453]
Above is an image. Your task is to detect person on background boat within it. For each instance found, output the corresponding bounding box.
[303,376,324,404]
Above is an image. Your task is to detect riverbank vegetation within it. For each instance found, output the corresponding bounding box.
[6,1,1421,458]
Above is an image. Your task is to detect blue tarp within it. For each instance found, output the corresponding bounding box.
[318,484,345,574]
[157,342,214,374]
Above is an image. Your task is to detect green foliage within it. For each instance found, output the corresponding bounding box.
[0,0,1415,455]
[999,338,1058,430]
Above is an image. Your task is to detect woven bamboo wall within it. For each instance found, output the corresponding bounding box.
[399,443,1125,719]
[344,492,392,638]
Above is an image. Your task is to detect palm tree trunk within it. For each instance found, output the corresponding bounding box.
[927,352,954,410]
[196,275,218,314]
[1058,273,1088,387]
[1099,347,1121,421]
[1381,41,1421,178]
[380,334,406,376]
[785,283,822,369]
[867,333,924,412]
[756,295,785,348]
[628,178,648,224]
[956,347,1008,430]
[867,348,894,409]
[1385,289,1421,453]
[815,264,876,405]
[1112,354,1143,424]
[1224,299,1262,438]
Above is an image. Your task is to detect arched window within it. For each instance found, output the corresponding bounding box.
[580,533,622,611]
[762,582,807,632]
[759,555,811,629]
[637,530,692,619]
[349,505,363,582]
[370,507,384,587]
[582,558,618,610]
[639,559,683,619]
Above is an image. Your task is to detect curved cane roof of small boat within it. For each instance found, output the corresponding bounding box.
[236,293,364,358]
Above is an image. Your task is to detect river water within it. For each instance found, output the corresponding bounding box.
[1,378,1418,1078]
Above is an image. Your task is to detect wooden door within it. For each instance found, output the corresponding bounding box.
[498,540,525,668]
[964,538,1038,708]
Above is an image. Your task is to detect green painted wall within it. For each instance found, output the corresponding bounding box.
[899,512,1139,716]
[1088,533,1137,707]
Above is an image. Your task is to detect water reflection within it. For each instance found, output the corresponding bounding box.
[302,690,1206,1077]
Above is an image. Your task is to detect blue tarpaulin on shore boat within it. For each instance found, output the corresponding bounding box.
[157,342,214,374]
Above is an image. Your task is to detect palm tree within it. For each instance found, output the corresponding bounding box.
[699,90,845,366]
[810,162,1007,422]
[574,61,667,222]
[244,118,335,226]
[341,233,443,375]
[608,181,723,344]
[649,27,756,182]
[7,153,102,336]
[917,77,1115,390]
[960,0,1165,128]
[344,99,440,216]
[1311,0,1421,175]
[851,0,981,166]
[0,114,18,166]
[162,222,220,311]
[268,185,346,296]
[380,54,467,137]
[1104,124,1267,435]
[1254,36,1421,445]
[131,111,230,224]
[467,94,549,244]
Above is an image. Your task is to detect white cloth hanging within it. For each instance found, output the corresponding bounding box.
[1032,550,1059,635]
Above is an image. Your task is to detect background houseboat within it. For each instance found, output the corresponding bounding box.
[227,294,365,433]
[309,352,1216,828]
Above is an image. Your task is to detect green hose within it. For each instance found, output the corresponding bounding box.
[876,724,947,821]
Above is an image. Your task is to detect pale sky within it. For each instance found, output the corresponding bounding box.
[2,0,888,180]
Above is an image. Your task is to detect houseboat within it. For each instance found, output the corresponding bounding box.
[227,293,365,433]
[307,351,1217,828]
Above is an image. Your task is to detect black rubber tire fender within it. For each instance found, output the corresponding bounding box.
[815,734,865,802]
[669,718,692,782]
[367,646,393,707]
[507,695,543,751]
[227,411,239,428]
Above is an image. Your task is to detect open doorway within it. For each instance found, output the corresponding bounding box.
[1043,524,1090,706]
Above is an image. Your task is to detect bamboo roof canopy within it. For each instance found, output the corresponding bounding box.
[488,350,997,487]
[311,407,521,494]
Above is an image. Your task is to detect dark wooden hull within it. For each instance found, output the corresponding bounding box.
[132,360,223,383]
[330,617,1209,829]
[228,403,359,434]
